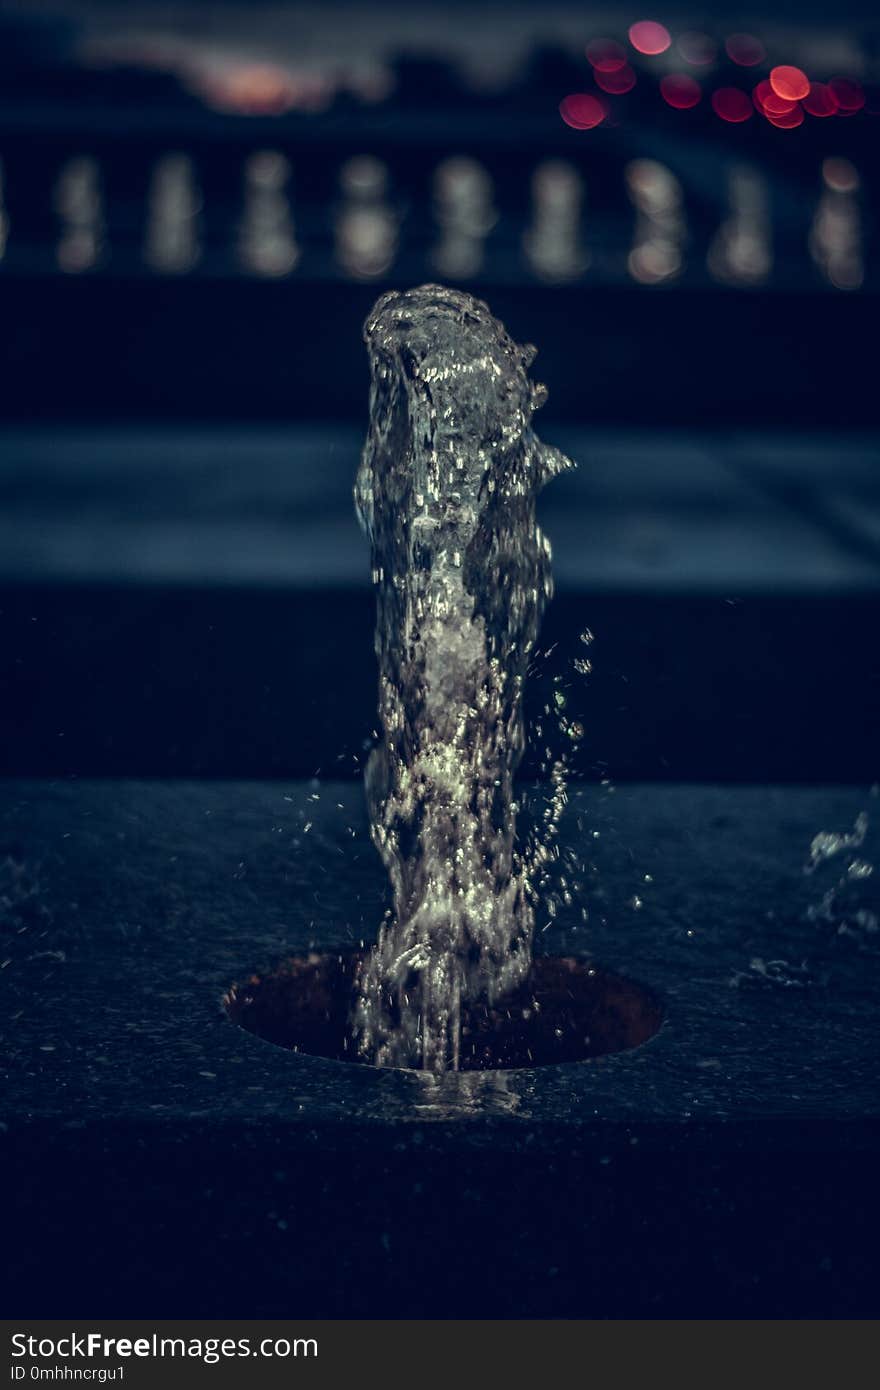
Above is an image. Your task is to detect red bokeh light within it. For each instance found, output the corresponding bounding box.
[769,65,810,102]
[628,21,671,56]
[753,79,797,116]
[559,92,607,130]
[595,64,636,95]
[802,83,839,118]
[828,77,865,113]
[724,34,766,67]
[765,105,805,129]
[585,38,627,73]
[677,32,716,66]
[712,87,753,123]
[660,73,701,109]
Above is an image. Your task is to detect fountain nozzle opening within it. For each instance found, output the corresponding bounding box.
[225,952,663,1073]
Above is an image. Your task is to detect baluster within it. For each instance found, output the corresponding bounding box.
[431,157,496,279]
[145,153,201,273]
[55,155,104,272]
[708,166,771,285]
[524,160,586,281]
[335,156,396,279]
[810,157,863,291]
[625,159,685,284]
[239,150,298,276]
[0,159,8,262]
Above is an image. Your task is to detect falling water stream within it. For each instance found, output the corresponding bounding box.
[351,285,573,1070]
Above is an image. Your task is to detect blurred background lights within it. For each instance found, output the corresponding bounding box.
[769,66,810,102]
[199,63,301,116]
[828,78,865,114]
[803,84,839,118]
[811,158,862,289]
[336,155,397,279]
[708,166,771,285]
[823,156,860,194]
[753,79,797,117]
[145,153,201,273]
[677,32,716,67]
[559,92,606,129]
[55,156,104,273]
[626,157,684,284]
[523,160,587,282]
[712,88,753,123]
[431,156,496,279]
[660,74,701,109]
[724,34,766,67]
[628,22,671,56]
[595,64,636,95]
[238,151,298,277]
[585,39,627,73]
[765,105,804,129]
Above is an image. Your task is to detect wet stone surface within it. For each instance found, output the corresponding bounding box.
[1,779,878,1315]
[2,777,877,1126]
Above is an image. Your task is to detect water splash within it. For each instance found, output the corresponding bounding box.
[352,284,573,1070]
[804,807,878,945]
[730,956,823,991]
[805,812,868,873]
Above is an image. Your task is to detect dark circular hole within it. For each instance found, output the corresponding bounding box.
[225,951,662,1071]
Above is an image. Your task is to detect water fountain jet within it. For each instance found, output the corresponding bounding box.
[351,284,574,1071]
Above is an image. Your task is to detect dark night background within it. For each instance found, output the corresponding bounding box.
[0,0,877,788]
